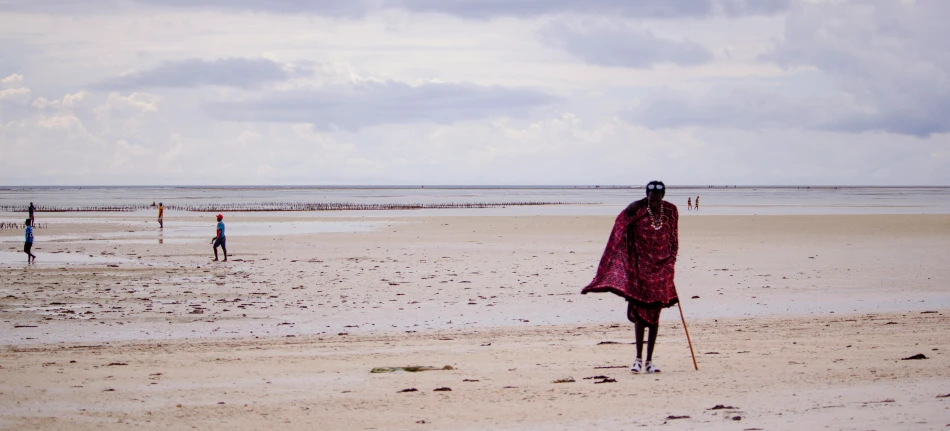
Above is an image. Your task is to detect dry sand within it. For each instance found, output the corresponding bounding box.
[1,212,949,430]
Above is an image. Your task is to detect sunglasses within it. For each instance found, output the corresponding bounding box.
[647,184,665,190]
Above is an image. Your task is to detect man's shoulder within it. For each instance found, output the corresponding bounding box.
[662,201,679,216]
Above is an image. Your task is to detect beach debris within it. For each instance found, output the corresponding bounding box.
[584,375,616,383]
[102,388,115,392]
[863,399,895,404]
[666,415,690,420]
[502,386,518,389]
[433,387,452,392]
[704,352,720,355]
[371,365,454,373]
[462,379,480,382]
[553,377,575,383]
[731,416,743,421]
[398,388,418,393]
[106,362,128,366]
[936,394,950,398]
[901,354,928,360]
[416,420,427,424]
[593,365,627,369]
[708,405,739,410]
[920,311,938,314]
[691,295,700,299]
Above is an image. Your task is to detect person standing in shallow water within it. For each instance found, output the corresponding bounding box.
[213,214,227,262]
[582,181,679,374]
[157,202,164,229]
[28,202,35,226]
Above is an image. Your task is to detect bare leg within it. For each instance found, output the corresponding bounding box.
[646,322,659,362]
[222,245,227,262]
[634,316,647,359]
[213,246,219,261]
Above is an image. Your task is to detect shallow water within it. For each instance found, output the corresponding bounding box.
[2,186,950,216]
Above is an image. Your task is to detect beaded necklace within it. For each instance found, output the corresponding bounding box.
[646,202,664,230]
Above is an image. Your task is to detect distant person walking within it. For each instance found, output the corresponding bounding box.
[694,196,700,210]
[213,214,227,262]
[28,202,35,225]
[582,181,680,374]
[158,202,164,229]
[687,197,692,211]
[24,219,36,263]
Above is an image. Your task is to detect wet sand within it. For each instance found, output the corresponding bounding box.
[1,213,949,429]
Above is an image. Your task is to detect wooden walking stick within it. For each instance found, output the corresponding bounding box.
[677,301,698,370]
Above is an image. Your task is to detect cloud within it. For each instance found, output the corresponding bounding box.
[207,80,558,130]
[627,1,950,136]
[0,73,31,103]
[763,0,950,136]
[95,58,296,90]
[391,0,790,19]
[1,73,24,86]
[540,20,714,68]
[1,0,790,18]
[625,85,853,130]
[0,86,31,103]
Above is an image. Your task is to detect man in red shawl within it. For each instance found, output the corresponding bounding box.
[582,181,679,374]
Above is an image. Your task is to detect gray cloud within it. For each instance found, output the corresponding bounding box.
[392,0,789,19]
[95,58,295,90]
[206,80,557,130]
[627,1,950,136]
[1,0,790,18]
[540,20,713,68]
[625,87,845,130]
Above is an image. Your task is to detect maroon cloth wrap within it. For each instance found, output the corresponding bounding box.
[581,199,679,325]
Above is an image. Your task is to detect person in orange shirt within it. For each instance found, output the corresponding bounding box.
[158,202,164,229]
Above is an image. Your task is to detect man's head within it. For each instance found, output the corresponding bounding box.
[645,181,665,204]
[159,202,163,206]
[216,214,223,221]
[25,218,31,227]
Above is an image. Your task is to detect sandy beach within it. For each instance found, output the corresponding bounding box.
[1,212,949,430]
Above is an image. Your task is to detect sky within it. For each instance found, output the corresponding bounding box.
[0,0,948,186]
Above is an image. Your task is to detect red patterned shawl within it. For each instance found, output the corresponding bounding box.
[581,199,679,324]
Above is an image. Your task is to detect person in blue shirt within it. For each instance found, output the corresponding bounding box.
[24,218,36,263]
[213,214,227,262]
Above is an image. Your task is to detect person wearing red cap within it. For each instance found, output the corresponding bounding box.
[213,214,227,262]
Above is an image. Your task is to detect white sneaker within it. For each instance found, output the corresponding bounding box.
[630,358,643,374]
[645,361,661,373]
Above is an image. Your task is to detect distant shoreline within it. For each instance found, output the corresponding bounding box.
[2,184,949,190]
